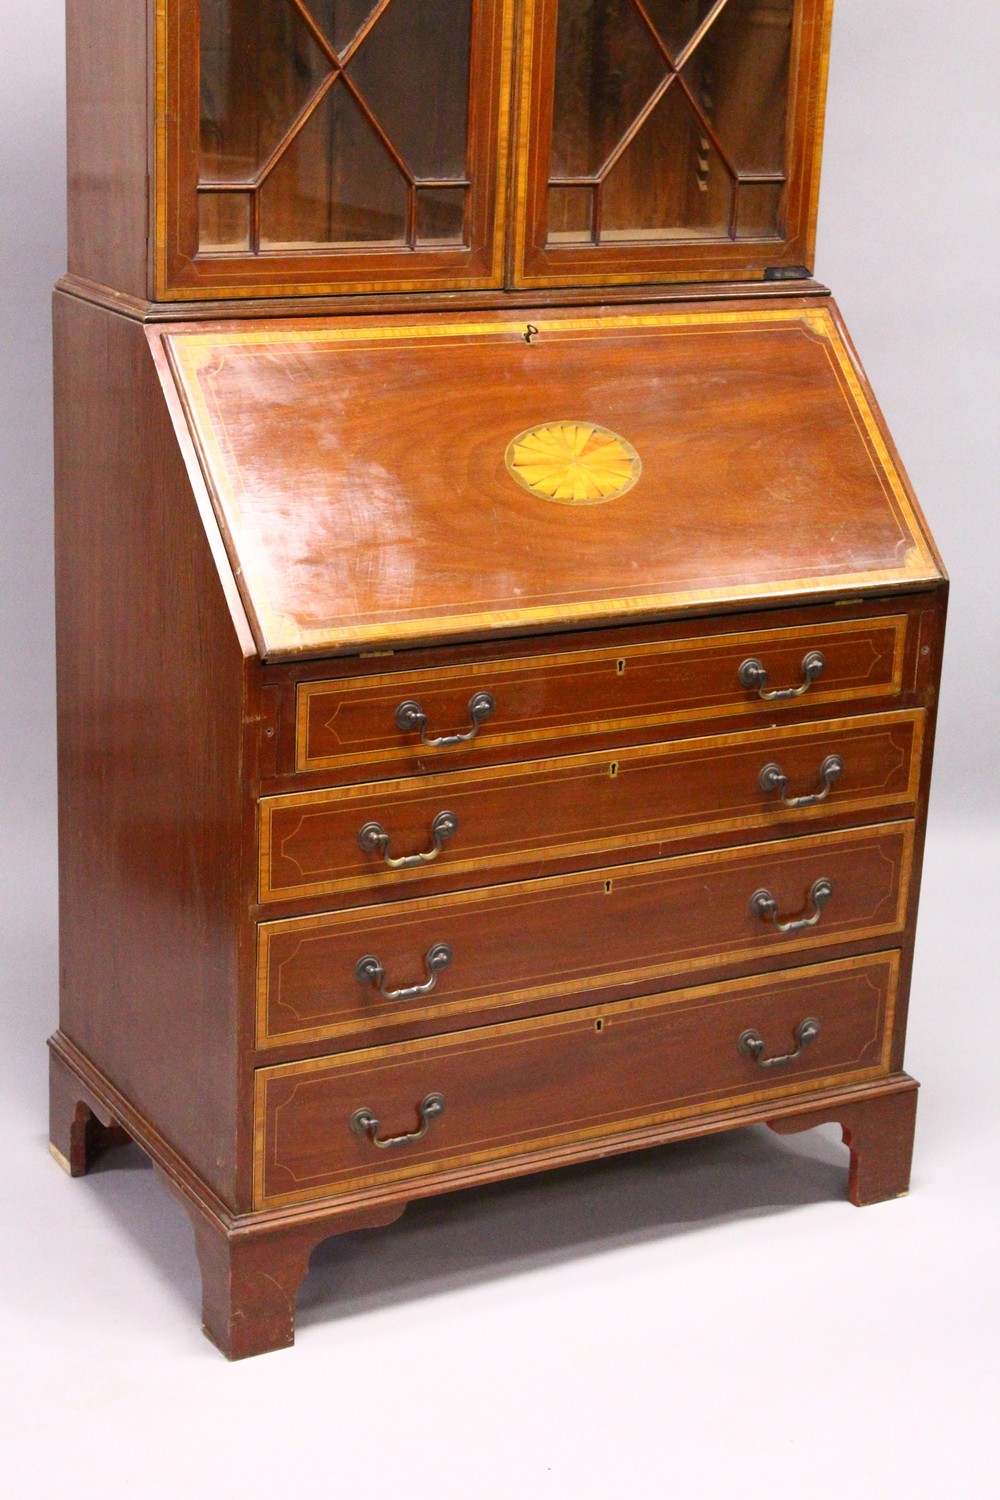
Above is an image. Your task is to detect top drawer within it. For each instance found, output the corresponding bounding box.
[295,609,918,780]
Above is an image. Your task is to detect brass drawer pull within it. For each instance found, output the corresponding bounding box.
[355,942,453,1002]
[358,810,458,869]
[350,1093,445,1149]
[737,1018,820,1069]
[750,877,833,933]
[738,650,825,700]
[395,691,495,747]
[759,754,844,808]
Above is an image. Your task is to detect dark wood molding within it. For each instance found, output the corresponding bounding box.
[56,270,832,324]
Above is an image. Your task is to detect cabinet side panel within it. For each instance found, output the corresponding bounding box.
[53,293,247,1206]
[66,0,149,298]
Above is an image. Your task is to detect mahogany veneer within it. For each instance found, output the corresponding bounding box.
[292,605,918,781]
[260,710,923,906]
[52,0,945,1358]
[257,821,915,1049]
[255,952,901,1207]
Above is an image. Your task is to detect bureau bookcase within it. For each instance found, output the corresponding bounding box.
[52,0,946,1356]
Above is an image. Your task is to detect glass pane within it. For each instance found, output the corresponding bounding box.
[415,187,466,243]
[198,190,252,250]
[640,0,728,62]
[735,180,784,238]
[600,83,733,239]
[547,184,595,243]
[550,0,668,178]
[680,0,793,173]
[259,80,408,247]
[307,0,381,57]
[200,0,333,183]
[348,0,472,179]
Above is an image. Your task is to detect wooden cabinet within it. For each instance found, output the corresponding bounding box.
[513,0,830,287]
[168,0,513,295]
[52,0,946,1358]
[68,0,832,302]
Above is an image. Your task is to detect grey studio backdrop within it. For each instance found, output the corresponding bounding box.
[1,4,997,1498]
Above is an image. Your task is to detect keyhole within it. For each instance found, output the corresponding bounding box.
[616,659,626,675]
[609,761,619,779]
[595,1019,604,1033]
[604,879,613,895]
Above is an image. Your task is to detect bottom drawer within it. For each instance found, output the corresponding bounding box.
[254,951,899,1208]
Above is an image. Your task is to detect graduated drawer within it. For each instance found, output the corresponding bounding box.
[253,951,900,1208]
[256,821,914,1049]
[261,710,924,904]
[295,612,912,778]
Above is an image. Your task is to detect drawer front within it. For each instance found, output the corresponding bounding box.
[296,613,911,778]
[257,822,913,1048]
[254,952,900,1208]
[262,710,924,904]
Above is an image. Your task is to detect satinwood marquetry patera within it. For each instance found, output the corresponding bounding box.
[53,0,946,1357]
[505,422,643,502]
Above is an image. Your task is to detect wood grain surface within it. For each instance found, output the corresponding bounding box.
[255,950,899,1207]
[273,593,941,790]
[257,820,914,1048]
[66,0,150,299]
[295,608,912,777]
[53,292,256,1206]
[262,709,923,904]
[159,302,942,659]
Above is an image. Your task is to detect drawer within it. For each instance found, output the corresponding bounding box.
[295,611,913,779]
[254,951,900,1208]
[257,821,914,1048]
[261,710,924,904]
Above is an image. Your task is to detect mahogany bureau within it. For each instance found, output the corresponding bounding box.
[50,0,946,1357]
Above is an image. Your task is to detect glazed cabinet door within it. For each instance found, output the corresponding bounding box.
[511,0,833,288]
[157,0,514,298]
